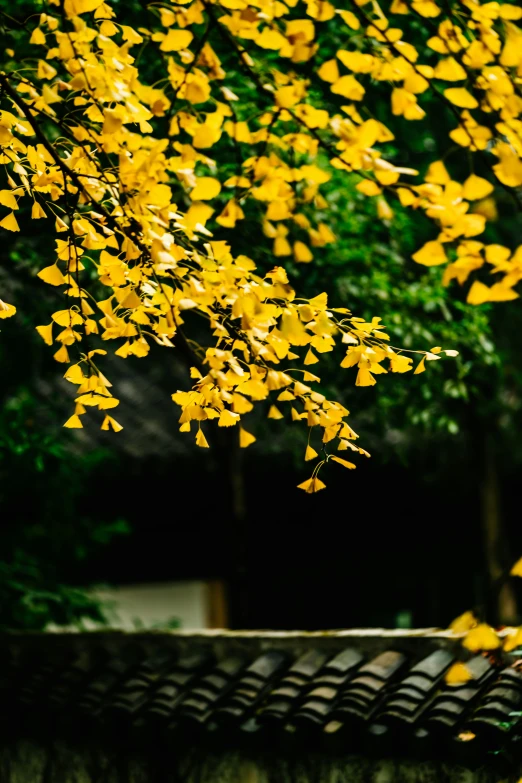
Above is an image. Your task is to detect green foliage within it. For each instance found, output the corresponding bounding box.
[0,555,106,631]
[0,390,130,630]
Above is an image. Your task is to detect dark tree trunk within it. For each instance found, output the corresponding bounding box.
[225,427,249,629]
[481,433,517,625]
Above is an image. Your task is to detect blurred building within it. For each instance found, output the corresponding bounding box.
[93,580,228,630]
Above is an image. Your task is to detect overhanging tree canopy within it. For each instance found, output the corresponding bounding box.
[1,0,520,489]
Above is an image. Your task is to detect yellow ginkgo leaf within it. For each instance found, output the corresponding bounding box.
[462,623,500,652]
[256,28,286,49]
[444,88,478,109]
[53,345,70,363]
[474,197,497,221]
[232,394,254,414]
[75,393,105,407]
[160,29,193,51]
[376,197,394,220]
[268,405,284,419]
[191,177,221,201]
[337,50,375,74]
[485,245,511,264]
[390,0,410,12]
[356,179,382,196]
[29,27,46,45]
[510,557,522,577]
[64,365,84,384]
[331,455,356,469]
[425,160,451,184]
[31,201,47,219]
[338,10,360,29]
[195,428,209,448]
[412,0,441,17]
[297,476,327,493]
[499,4,522,19]
[467,281,519,305]
[42,84,61,105]
[390,354,413,373]
[218,409,239,427]
[331,75,365,101]
[239,427,256,448]
[466,281,490,305]
[37,264,66,287]
[275,85,300,109]
[277,390,295,402]
[412,240,447,266]
[97,397,119,410]
[304,348,319,365]
[0,212,20,232]
[445,662,472,685]
[355,368,376,386]
[101,415,123,432]
[462,174,494,201]
[503,627,522,652]
[0,190,18,210]
[434,57,467,81]
[449,610,477,633]
[52,309,83,327]
[317,59,339,83]
[305,445,318,461]
[0,299,16,319]
[64,414,83,429]
[293,241,313,263]
[414,356,426,374]
[216,199,244,228]
[36,323,53,345]
[192,123,221,149]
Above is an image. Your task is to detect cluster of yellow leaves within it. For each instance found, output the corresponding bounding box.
[0,0,480,490]
[314,0,522,304]
[443,558,522,685]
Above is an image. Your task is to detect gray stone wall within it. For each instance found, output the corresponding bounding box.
[0,741,505,783]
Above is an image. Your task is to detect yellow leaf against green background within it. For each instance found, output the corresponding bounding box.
[434,57,466,81]
[444,88,478,109]
[412,240,448,266]
[160,29,193,52]
[462,174,494,201]
[191,177,221,201]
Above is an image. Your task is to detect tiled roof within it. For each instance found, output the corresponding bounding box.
[3,631,522,770]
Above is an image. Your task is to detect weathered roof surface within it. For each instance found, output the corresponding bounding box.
[2,630,522,770]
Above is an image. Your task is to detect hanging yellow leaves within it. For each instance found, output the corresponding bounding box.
[0,0,518,487]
